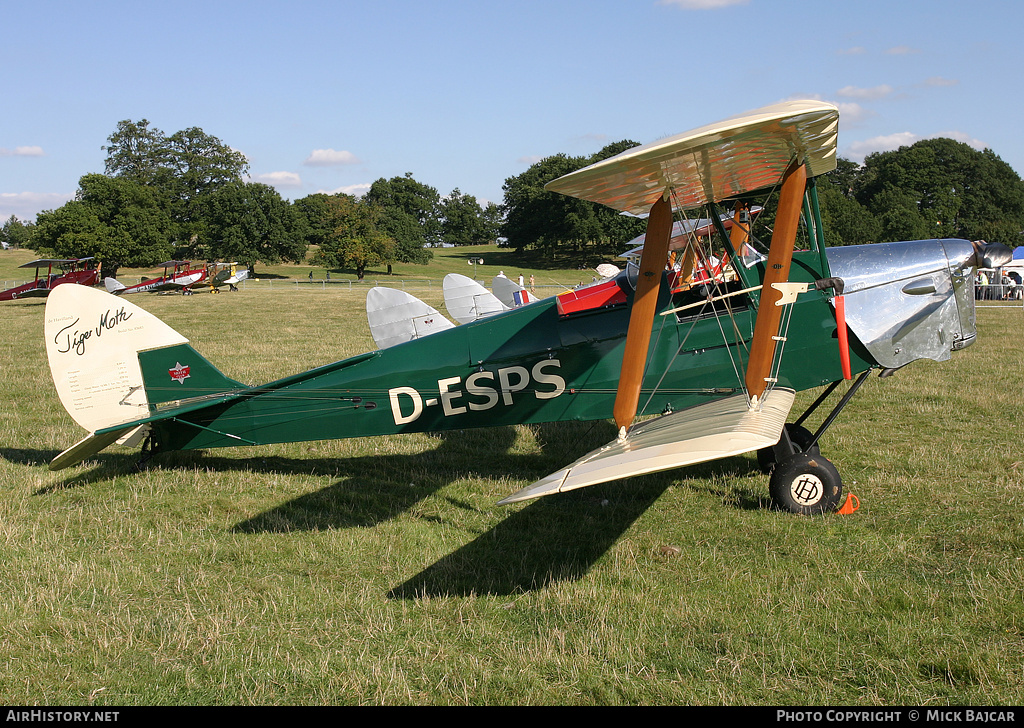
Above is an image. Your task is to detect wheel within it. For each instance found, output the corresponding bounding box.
[769,452,843,515]
[757,423,820,473]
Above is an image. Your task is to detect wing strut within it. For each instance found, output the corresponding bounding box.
[743,161,807,403]
[613,194,673,435]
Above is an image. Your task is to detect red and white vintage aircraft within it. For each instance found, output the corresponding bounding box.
[104,260,207,295]
[0,258,99,301]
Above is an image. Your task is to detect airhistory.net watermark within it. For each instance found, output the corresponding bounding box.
[6,711,119,723]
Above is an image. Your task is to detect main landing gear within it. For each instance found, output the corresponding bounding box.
[757,369,873,515]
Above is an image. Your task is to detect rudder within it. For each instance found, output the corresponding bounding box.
[45,285,241,438]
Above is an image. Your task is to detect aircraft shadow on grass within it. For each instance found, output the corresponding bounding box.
[10,422,764,596]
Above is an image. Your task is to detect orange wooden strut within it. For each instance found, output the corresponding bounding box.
[729,201,750,251]
[613,194,673,433]
[744,162,807,402]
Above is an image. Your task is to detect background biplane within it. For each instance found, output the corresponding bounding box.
[197,261,250,292]
[42,100,1011,514]
[0,257,99,301]
[104,260,207,295]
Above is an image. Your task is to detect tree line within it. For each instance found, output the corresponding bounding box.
[5,120,503,279]
[3,121,1022,275]
[498,137,1024,260]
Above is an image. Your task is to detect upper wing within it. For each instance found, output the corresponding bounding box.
[545,100,837,215]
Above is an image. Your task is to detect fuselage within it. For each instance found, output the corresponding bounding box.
[142,248,864,453]
[113,268,206,294]
[95,236,986,459]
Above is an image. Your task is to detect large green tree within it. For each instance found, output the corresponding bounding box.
[1,216,34,249]
[440,189,500,246]
[292,193,335,249]
[815,158,881,247]
[102,119,249,248]
[363,173,439,263]
[32,174,175,274]
[500,141,645,261]
[201,182,307,268]
[309,194,395,279]
[855,138,1024,245]
[102,119,174,187]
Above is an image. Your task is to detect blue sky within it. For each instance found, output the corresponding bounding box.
[2,0,1021,222]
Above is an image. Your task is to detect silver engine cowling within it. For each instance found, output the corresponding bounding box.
[825,239,1012,369]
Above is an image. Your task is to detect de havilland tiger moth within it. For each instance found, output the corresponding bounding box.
[42,100,1011,514]
[0,257,99,301]
[103,260,207,295]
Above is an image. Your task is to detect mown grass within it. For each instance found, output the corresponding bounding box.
[0,267,1021,705]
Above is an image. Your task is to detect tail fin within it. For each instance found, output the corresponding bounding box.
[104,277,126,294]
[366,287,454,349]
[442,273,508,323]
[45,284,243,448]
[490,275,535,308]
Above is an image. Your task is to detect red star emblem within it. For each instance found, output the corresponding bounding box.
[169,362,191,384]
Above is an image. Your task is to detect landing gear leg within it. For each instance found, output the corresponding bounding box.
[135,435,157,472]
[762,369,873,514]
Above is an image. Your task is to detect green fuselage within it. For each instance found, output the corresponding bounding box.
[137,251,870,454]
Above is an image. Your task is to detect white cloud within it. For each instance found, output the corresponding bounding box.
[836,46,866,56]
[0,191,74,222]
[845,132,919,161]
[834,102,872,126]
[936,130,986,150]
[315,183,372,197]
[836,84,895,101]
[843,130,987,163]
[657,0,749,8]
[252,171,302,188]
[923,76,959,87]
[303,149,362,167]
[0,146,45,157]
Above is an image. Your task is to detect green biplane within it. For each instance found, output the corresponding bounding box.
[43,100,1011,514]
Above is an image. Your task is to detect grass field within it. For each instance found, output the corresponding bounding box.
[0,244,600,294]
[0,249,1022,706]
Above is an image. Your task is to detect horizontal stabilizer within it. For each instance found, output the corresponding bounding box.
[49,426,138,471]
[498,389,795,504]
[15,288,50,299]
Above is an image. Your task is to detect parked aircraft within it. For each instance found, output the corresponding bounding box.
[42,100,1011,514]
[1,258,99,301]
[104,260,206,295]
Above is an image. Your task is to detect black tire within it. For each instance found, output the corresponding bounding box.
[769,452,843,515]
[757,423,820,473]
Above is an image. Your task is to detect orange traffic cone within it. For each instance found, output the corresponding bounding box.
[837,493,860,515]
